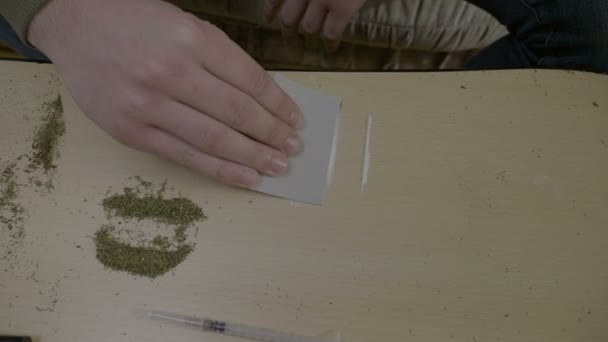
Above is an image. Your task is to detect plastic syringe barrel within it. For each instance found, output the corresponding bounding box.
[211,321,325,342]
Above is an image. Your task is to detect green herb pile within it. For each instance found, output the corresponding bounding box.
[94,178,206,278]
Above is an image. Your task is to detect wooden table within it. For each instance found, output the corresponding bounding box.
[1,60,607,342]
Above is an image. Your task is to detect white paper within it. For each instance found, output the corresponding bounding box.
[252,74,341,205]
[361,113,372,193]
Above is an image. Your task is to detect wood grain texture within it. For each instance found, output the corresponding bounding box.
[0,61,607,342]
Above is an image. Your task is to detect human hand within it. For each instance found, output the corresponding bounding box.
[265,0,368,50]
[28,0,303,188]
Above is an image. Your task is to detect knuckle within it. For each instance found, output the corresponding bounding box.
[198,126,223,154]
[225,97,252,129]
[122,91,158,116]
[214,162,235,184]
[174,14,204,44]
[134,58,162,82]
[184,17,225,45]
[137,54,188,83]
[251,148,272,170]
[276,92,296,118]
[196,18,218,37]
[176,146,198,169]
[267,121,290,147]
[248,70,272,98]
[107,121,140,147]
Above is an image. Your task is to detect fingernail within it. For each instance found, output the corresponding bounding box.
[268,156,289,176]
[290,111,304,129]
[283,135,301,155]
[238,168,260,188]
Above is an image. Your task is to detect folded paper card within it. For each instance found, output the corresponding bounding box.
[252,74,341,205]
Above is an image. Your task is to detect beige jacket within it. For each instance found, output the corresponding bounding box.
[168,0,506,69]
[1,0,506,70]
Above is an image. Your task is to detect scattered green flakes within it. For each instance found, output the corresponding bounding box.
[0,163,18,207]
[0,162,26,257]
[94,226,193,278]
[0,163,24,225]
[1,95,66,267]
[102,188,206,227]
[133,176,153,190]
[30,94,66,172]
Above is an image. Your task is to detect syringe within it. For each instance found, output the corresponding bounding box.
[144,310,341,342]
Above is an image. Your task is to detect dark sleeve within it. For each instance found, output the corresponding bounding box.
[0,0,50,43]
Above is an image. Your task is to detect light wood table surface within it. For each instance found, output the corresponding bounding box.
[1,60,607,342]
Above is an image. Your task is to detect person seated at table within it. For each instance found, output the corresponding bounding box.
[0,0,606,188]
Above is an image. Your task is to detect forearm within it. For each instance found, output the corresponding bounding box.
[0,0,50,43]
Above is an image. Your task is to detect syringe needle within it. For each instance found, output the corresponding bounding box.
[143,310,340,342]
[145,310,205,329]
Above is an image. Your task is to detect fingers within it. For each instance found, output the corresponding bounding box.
[278,0,308,37]
[266,0,365,52]
[301,2,326,34]
[301,1,327,49]
[140,126,260,188]
[146,99,292,178]
[322,10,351,50]
[194,20,303,128]
[166,67,301,156]
[264,0,284,21]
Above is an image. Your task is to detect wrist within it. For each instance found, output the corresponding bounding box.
[28,0,79,57]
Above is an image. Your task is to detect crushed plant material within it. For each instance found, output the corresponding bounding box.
[102,185,205,227]
[95,225,194,278]
[0,162,26,260]
[29,94,66,172]
[1,94,65,272]
[94,177,206,278]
